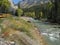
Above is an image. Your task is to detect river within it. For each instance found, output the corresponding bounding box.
[28,18,60,45]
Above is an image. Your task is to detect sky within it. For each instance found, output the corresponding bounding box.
[13,0,22,4]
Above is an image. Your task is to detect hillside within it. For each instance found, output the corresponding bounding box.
[0,15,47,45]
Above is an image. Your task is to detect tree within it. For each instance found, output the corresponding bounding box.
[52,0,58,22]
[0,0,10,13]
[46,1,55,22]
[56,0,60,23]
[30,5,41,19]
[15,8,23,16]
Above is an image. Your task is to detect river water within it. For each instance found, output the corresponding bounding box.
[29,18,60,45]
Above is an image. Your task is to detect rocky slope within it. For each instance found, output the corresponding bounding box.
[19,0,50,8]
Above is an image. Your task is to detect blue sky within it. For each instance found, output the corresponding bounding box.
[13,0,22,4]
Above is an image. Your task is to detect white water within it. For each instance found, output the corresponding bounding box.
[30,18,60,45]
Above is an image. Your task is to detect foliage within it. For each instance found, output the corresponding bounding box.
[23,5,41,19]
[56,0,60,23]
[0,0,10,13]
[24,12,35,18]
[46,2,54,11]
[15,8,23,16]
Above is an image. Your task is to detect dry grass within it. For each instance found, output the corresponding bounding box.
[0,15,48,45]
[0,16,34,38]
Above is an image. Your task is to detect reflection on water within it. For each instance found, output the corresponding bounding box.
[30,18,60,45]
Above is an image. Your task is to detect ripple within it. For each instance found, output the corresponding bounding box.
[41,33,48,36]
[49,37,57,41]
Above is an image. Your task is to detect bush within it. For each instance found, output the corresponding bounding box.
[24,12,35,18]
[15,8,23,16]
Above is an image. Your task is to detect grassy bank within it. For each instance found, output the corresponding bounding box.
[0,16,35,38]
[0,15,48,45]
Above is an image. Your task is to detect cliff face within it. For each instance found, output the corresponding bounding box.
[8,0,14,8]
[8,0,18,15]
[19,0,50,8]
[8,0,50,9]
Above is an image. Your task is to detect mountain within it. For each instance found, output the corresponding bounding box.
[18,0,50,8]
[8,0,18,14]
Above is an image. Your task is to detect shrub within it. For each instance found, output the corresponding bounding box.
[15,8,23,16]
[24,12,35,18]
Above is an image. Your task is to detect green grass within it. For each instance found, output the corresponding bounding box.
[0,19,4,23]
